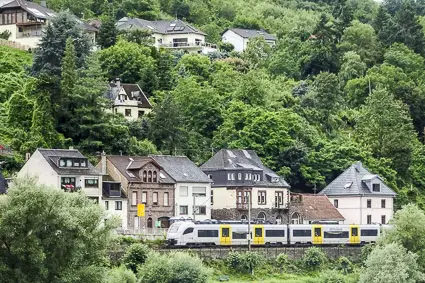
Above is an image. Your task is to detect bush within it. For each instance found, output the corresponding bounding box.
[226,252,242,270]
[225,251,264,274]
[336,256,353,274]
[360,243,375,265]
[106,266,137,283]
[138,252,210,283]
[320,269,346,283]
[122,243,150,274]
[276,253,289,266]
[302,247,327,270]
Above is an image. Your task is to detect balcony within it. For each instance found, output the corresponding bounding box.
[102,182,122,198]
[159,41,217,49]
[17,30,43,38]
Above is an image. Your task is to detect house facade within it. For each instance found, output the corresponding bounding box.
[289,194,344,224]
[116,17,216,54]
[97,155,175,229]
[106,78,152,120]
[151,155,212,221]
[222,28,276,52]
[318,161,397,225]
[201,149,290,223]
[0,0,97,49]
[17,149,103,201]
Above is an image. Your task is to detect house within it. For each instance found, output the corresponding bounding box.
[106,78,152,120]
[289,194,344,224]
[151,155,212,221]
[0,168,7,194]
[17,149,103,202]
[116,17,217,54]
[0,0,98,49]
[222,28,277,52]
[97,155,175,229]
[101,174,128,229]
[318,161,397,225]
[201,149,290,223]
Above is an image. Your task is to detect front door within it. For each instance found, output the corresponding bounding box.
[312,225,323,244]
[220,225,231,245]
[350,225,360,244]
[253,225,264,245]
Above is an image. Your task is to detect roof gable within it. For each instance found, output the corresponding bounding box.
[224,28,276,41]
[108,81,152,109]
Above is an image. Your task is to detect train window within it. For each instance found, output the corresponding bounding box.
[222,228,230,237]
[351,227,358,237]
[198,230,219,237]
[324,231,349,238]
[255,228,263,237]
[293,230,311,237]
[265,230,285,237]
[232,232,247,239]
[314,228,321,237]
[183,228,194,235]
[361,229,378,236]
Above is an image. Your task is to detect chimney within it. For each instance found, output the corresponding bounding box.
[115,78,121,90]
[355,161,362,172]
[40,0,46,7]
[101,151,107,175]
[69,146,74,150]
[25,152,31,162]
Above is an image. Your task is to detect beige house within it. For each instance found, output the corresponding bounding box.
[318,161,397,225]
[107,79,152,120]
[116,17,217,54]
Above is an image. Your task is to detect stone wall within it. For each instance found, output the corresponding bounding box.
[212,208,290,223]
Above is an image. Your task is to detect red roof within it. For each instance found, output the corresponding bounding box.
[291,194,344,221]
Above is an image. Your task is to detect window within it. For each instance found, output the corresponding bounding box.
[153,171,157,182]
[275,191,284,207]
[257,191,266,205]
[237,173,242,180]
[195,206,206,215]
[180,205,188,215]
[255,228,263,237]
[241,215,248,220]
[164,192,169,206]
[193,187,206,196]
[115,201,122,210]
[291,212,300,224]
[351,227,358,237]
[131,191,138,206]
[381,199,386,208]
[148,171,152,182]
[361,229,378,236]
[334,199,338,208]
[211,190,214,205]
[381,215,386,224]
[293,230,311,237]
[59,159,66,167]
[183,228,194,235]
[198,230,218,237]
[367,199,371,208]
[147,217,153,228]
[142,192,147,204]
[80,159,87,167]
[142,171,147,182]
[134,216,139,229]
[105,201,109,210]
[257,212,266,221]
[373,183,380,192]
[180,186,188,197]
[152,192,158,205]
[324,231,349,238]
[84,179,98,188]
[367,215,372,224]
[314,227,321,237]
[125,109,131,117]
[66,159,72,167]
[138,110,145,117]
[266,230,285,237]
[61,177,76,189]
[232,232,247,239]
[222,228,230,237]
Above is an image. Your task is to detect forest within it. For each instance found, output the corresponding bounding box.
[1,0,425,207]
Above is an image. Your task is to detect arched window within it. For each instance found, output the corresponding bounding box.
[142,171,147,182]
[147,217,153,228]
[276,215,282,224]
[238,173,242,180]
[153,171,157,182]
[291,212,300,224]
[257,212,266,221]
[148,171,152,182]
[241,215,248,221]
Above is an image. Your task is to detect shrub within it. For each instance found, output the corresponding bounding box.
[138,252,210,283]
[276,253,289,266]
[106,266,137,283]
[225,251,264,274]
[360,243,375,265]
[226,252,242,270]
[336,256,353,274]
[302,247,327,270]
[122,243,150,274]
[320,269,346,283]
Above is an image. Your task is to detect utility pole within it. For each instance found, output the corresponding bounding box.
[192,194,196,222]
[248,192,251,251]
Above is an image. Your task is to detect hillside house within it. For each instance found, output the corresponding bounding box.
[222,28,276,52]
[318,161,397,225]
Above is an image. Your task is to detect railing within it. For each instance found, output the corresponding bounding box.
[116,228,168,240]
[159,41,217,49]
[17,30,43,38]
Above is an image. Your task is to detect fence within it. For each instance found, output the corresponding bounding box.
[0,39,31,51]
[116,228,168,240]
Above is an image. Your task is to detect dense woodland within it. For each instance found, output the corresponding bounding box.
[2,0,425,207]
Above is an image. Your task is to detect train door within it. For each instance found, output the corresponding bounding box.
[312,225,323,244]
[220,225,231,245]
[350,225,360,244]
[252,225,265,245]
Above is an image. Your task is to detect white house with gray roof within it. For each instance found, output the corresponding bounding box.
[318,161,397,225]
[201,149,290,223]
[151,155,212,221]
[116,17,216,54]
[222,28,276,52]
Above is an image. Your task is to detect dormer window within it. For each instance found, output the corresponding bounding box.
[148,171,152,182]
[58,158,87,168]
[66,159,72,167]
[80,160,86,167]
[60,159,66,167]
[373,183,380,192]
[142,171,147,182]
[238,173,242,180]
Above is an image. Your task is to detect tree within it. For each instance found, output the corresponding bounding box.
[122,243,150,274]
[302,247,327,271]
[175,54,211,81]
[0,179,116,283]
[339,51,367,87]
[106,266,137,283]
[97,16,118,49]
[0,30,11,40]
[360,243,424,283]
[242,37,273,69]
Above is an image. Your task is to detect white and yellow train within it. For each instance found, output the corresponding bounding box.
[166,221,381,247]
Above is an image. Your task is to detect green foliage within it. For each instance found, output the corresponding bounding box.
[122,243,150,274]
[360,243,375,266]
[106,266,137,283]
[320,269,346,283]
[336,256,353,274]
[225,251,264,274]
[98,16,118,49]
[302,247,327,271]
[0,30,11,40]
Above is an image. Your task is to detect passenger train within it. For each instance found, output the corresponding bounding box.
[166,220,382,247]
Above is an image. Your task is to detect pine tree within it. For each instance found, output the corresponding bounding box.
[61,38,77,98]
[97,16,118,49]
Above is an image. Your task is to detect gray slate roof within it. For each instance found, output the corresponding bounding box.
[151,155,211,183]
[318,162,397,197]
[225,28,276,41]
[201,149,289,188]
[38,149,100,176]
[116,17,206,35]
[107,81,152,109]
[0,169,7,194]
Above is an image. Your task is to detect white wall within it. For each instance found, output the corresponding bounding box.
[100,198,128,229]
[17,150,58,187]
[175,182,211,221]
[328,196,394,224]
[222,30,245,52]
